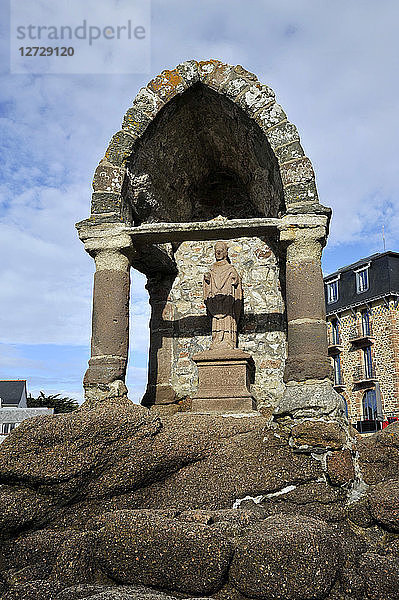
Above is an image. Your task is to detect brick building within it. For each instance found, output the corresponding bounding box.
[324,251,399,432]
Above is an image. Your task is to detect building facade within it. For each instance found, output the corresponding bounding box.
[0,381,54,443]
[324,252,399,432]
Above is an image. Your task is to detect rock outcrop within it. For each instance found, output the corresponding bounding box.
[1,401,399,600]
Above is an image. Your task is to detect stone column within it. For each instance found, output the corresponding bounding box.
[275,214,344,421]
[76,221,135,405]
[279,214,332,383]
[141,274,177,408]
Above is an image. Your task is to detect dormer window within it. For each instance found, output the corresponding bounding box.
[326,277,339,304]
[355,264,370,294]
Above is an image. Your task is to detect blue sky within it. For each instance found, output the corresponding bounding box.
[1,0,398,402]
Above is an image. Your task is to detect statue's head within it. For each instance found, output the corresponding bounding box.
[214,241,228,261]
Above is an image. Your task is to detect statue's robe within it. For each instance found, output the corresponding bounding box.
[203,259,243,348]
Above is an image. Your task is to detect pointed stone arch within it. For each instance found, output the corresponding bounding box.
[91,60,319,226]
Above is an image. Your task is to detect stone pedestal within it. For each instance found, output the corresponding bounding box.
[192,348,255,413]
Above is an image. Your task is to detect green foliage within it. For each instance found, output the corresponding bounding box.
[27,391,79,414]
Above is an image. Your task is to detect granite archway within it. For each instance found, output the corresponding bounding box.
[91,60,318,222]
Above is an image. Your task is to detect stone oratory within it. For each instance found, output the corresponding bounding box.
[76,59,344,420]
[3,60,399,600]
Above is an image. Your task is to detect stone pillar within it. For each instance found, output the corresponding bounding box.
[142,274,177,408]
[76,221,135,405]
[275,214,345,422]
[279,214,332,383]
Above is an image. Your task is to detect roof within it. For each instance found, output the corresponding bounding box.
[0,380,27,406]
[324,250,399,314]
[324,251,399,280]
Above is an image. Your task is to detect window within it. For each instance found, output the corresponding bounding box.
[331,318,340,344]
[355,266,369,294]
[363,389,377,421]
[333,354,342,385]
[363,346,374,379]
[326,280,339,304]
[361,309,371,336]
[340,394,348,419]
[1,423,16,435]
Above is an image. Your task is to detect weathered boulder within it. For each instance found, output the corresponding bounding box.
[357,422,399,485]
[291,420,347,450]
[0,406,323,519]
[51,531,101,586]
[0,402,160,492]
[368,479,399,531]
[0,400,399,600]
[93,511,233,595]
[229,514,342,600]
[3,583,201,600]
[126,415,322,511]
[358,552,399,600]
[56,585,210,600]
[347,498,374,528]
[0,529,76,583]
[0,485,56,534]
[260,481,348,523]
[326,449,355,486]
[340,558,366,600]
[1,580,64,600]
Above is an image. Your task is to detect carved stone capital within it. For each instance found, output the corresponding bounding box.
[76,219,136,265]
[278,214,328,261]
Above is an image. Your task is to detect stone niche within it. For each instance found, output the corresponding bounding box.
[143,236,286,412]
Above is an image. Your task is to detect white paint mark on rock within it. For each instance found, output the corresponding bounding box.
[233,494,264,509]
[264,485,297,498]
[347,479,369,504]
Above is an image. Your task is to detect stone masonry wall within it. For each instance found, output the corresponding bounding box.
[391,305,399,406]
[328,299,399,422]
[373,300,399,414]
[169,237,286,411]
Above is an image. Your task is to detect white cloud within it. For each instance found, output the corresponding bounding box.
[0,183,91,345]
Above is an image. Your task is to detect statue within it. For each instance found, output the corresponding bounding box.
[193,241,253,412]
[203,241,243,349]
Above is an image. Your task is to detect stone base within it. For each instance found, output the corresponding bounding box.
[84,356,127,386]
[192,347,256,413]
[191,396,255,413]
[141,383,178,407]
[274,380,347,421]
[81,379,131,409]
[284,354,333,383]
